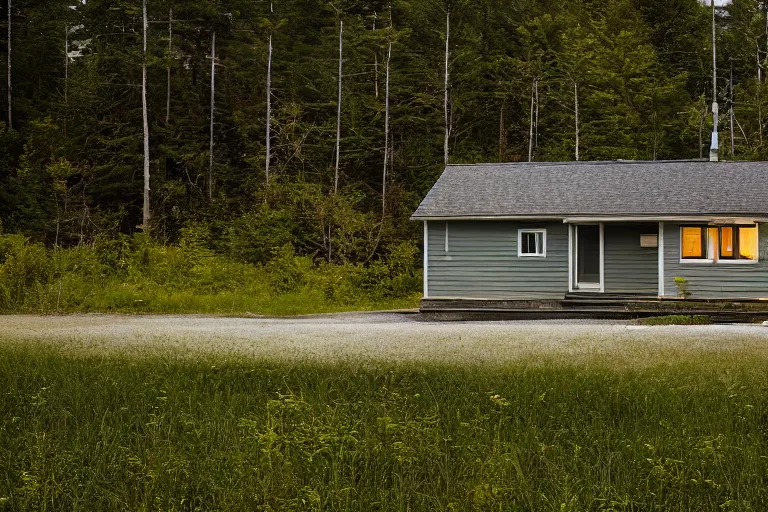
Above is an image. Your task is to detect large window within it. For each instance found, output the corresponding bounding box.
[680,225,759,262]
[518,229,546,257]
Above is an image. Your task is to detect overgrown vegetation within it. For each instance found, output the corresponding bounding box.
[640,314,712,326]
[3,1,768,263]
[0,231,420,315]
[1,344,767,510]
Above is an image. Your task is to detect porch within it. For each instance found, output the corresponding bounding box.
[420,295,768,322]
[566,222,661,296]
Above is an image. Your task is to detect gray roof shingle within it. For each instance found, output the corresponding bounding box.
[411,160,768,219]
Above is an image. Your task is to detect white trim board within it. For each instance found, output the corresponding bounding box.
[573,224,604,292]
[658,222,665,297]
[518,228,547,258]
[599,223,605,293]
[568,224,574,293]
[423,221,429,298]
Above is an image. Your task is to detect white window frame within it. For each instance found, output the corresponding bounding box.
[518,229,547,258]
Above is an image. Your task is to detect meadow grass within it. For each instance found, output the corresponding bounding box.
[1,341,767,511]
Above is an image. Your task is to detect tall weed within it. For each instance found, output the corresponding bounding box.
[0,234,420,314]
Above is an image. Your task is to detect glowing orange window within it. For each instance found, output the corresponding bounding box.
[681,227,705,259]
[720,227,734,258]
[739,226,759,261]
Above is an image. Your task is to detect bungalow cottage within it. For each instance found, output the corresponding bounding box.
[412,160,768,314]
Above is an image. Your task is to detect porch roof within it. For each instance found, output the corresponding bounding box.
[411,160,768,221]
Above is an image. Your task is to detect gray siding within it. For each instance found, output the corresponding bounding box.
[663,223,768,299]
[603,224,659,294]
[427,221,568,299]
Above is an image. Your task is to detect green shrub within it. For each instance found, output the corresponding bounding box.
[0,233,420,315]
[640,315,712,326]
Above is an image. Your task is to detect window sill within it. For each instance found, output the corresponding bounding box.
[679,259,759,265]
[519,254,546,258]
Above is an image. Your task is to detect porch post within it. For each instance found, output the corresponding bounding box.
[567,224,573,292]
[599,223,605,293]
[658,222,665,297]
[423,221,429,298]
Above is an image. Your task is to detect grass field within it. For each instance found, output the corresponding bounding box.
[1,334,767,512]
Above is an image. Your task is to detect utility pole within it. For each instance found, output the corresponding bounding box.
[710,0,719,162]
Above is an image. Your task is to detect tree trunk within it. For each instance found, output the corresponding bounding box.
[528,78,535,162]
[373,13,378,99]
[64,23,68,106]
[209,31,216,200]
[498,100,506,162]
[534,77,539,150]
[142,0,151,231]
[334,19,342,194]
[574,82,580,161]
[443,9,450,166]
[730,60,735,156]
[166,7,172,125]
[382,40,391,217]
[7,0,11,128]
[699,105,705,159]
[64,23,68,139]
[266,3,273,186]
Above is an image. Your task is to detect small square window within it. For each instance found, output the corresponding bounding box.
[518,229,546,257]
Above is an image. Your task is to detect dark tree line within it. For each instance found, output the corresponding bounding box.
[0,0,766,264]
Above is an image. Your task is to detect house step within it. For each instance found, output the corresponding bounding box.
[564,292,658,300]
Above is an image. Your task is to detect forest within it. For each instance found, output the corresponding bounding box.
[0,0,767,312]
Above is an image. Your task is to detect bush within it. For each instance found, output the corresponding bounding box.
[0,233,420,315]
[640,315,712,326]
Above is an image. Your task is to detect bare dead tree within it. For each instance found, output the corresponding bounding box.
[528,78,536,162]
[534,77,539,150]
[7,0,11,128]
[266,2,273,185]
[498,101,505,162]
[730,59,735,156]
[209,31,216,200]
[142,0,151,231]
[382,40,391,216]
[443,8,450,166]
[64,23,68,106]
[334,19,343,193]
[166,7,172,125]
[574,83,580,161]
[373,12,379,99]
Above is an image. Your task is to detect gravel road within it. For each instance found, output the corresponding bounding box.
[2,312,768,366]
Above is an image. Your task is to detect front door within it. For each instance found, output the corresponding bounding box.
[576,225,601,290]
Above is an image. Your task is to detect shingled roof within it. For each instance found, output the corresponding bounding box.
[411,160,768,220]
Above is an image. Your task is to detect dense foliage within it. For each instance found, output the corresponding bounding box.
[1,0,767,264]
[0,232,420,314]
[2,346,768,510]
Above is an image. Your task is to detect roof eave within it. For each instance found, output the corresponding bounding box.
[411,214,768,222]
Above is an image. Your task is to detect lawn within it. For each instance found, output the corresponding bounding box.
[1,336,767,511]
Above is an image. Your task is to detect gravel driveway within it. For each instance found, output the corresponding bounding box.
[2,312,768,366]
